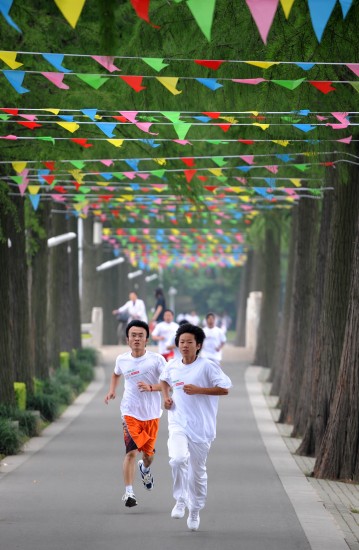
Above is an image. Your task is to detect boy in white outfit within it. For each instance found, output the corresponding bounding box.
[160,323,232,531]
[201,312,226,365]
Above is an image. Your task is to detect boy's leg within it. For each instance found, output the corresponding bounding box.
[168,428,190,504]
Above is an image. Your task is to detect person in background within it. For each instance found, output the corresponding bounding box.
[160,323,232,531]
[151,288,166,326]
[151,309,179,361]
[201,312,226,365]
[112,291,148,323]
[104,320,166,508]
[186,310,200,326]
[165,319,189,360]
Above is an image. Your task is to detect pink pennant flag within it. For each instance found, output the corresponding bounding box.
[346,63,359,77]
[172,139,192,145]
[245,0,279,43]
[239,155,255,165]
[327,112,350,129]
[92,56,121,73]
[337,135,352,144]
[123,172,137,179]
[50,194,67,202]
[235,177,248,184]
[0,134,18,140]
[119,111,139,123]
[316,115,327,121]
[19,114,38,121]
[265,165,279,173]
[232,78,266,85]
[42,72,69,89]
[100,159,114,166]
[137,173,150,180]
[135,122,158,135]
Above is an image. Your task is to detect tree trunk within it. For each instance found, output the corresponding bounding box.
[293,189,333,441]
[253,214,281,369]
[68,217,82,350]
[81,216,103,322]
[309,170,359,454]
[30,201,52,380]
[278,197,319,424]
[0,184,15,404]
[313,211,359,481]
[234,249,254,346]
[8,192,33,391]
[270,207,298,390]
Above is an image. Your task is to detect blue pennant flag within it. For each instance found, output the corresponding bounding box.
[3,70,29,93]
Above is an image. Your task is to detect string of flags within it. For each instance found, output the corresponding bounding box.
[0,0,354,43]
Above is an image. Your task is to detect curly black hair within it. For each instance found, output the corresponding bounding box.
[174,323,205,355]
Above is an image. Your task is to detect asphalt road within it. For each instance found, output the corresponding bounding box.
[0,345,311,550]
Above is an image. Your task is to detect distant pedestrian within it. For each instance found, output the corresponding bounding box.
[201,312,226,365]
[104,320,166,508]
[166,319,189,360]
[112,291,148,323]
[186,310,200,326]
[151,288,166,326]
[151,309,179,361]
[160,323,232,531]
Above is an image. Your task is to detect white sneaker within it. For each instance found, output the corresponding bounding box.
[138,459,154,490]
[187,510,200,530]
[171,500,186,519]
[122,491,138,507]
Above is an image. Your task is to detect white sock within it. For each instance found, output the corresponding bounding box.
[141,463,150,473]
[126,485,133,494]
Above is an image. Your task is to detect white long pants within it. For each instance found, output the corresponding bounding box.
[168,427,211,512]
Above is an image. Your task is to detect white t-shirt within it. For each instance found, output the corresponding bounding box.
[118,299,148,323]
[201,326,227,361]
[160,356,232,443]
[152,321,179,355]
[114,350,166,420]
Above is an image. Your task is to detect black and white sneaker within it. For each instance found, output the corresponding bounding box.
[138,459,154,490]
[122,491,138,507]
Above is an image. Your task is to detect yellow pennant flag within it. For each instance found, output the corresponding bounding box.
[96,181,109,187]
[12,161,27,173]
[220,116,238,124]
[73,201,89,211]
[239,195,251,203]
[122,195,134,201]
[0,51,23,69]
[107,139,124,147]
[272,140,290,147]
[156,77,182,95]
[44,108,60,115]
[56,121,79,133]
[252,123,270,131]
[153,158,166,165]
[69,169,85,183]
[280,0,296,19]
[28,185,40,195]
[54,0,86,28]
[103,228,112,236]
[245,61,279,69]
[290,179,302,187]
[207,168,223,177]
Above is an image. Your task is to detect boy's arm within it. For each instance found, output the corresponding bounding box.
[104,372,121,404]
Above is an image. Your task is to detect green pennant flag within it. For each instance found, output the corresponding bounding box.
[281,116,301,123]
[142,58,169,72]
[350,82,359,93]
[151,169,166,178]
[187,0,216,41]
[78,186,92,194]
[212,156,227,167]
[69,160,86,169]
[293,164,310,171]
[37,136,55,144]
[271,78,305,90]
[162,111,182,123]
[173,122,192,140]
[113,172,126,180]
[77,74,109,89]
[0,114,10,120]
[206,140,224,144]
[10,175,24,184]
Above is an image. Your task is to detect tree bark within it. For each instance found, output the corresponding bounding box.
[68,217,82,350]
[253,214,281,369]
[234,249,254,346]
[313,211,359,481]
[270,207,298,390]
[278,197,319,424]
[293,189,333,441]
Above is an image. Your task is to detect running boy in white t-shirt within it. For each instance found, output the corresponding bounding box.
[160,323,232,531]
[105,320,166,508]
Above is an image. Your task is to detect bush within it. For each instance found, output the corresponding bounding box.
[55,370,85,395]
[70,359,94,383]
[14,410,40,438]
[27,393,60,422]
[74,347,98,367]
[0,418,22,455]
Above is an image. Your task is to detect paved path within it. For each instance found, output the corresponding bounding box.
[0,345,349,549]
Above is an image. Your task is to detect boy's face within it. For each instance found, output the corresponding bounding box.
[164,311,173,323]
[206,315,215,328]
[178,332,201,360]
[127,326,148,353]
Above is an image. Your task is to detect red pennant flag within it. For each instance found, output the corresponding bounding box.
[73,182,81,191]
[130,0,160,27]
[184,169,197,183]
[99,195,114,202]
[320,162,335,167]
[17,121,42,129]
[217,124,231,132]
[43,161,55,170]
[181,157,195,167]
[309,81,336,94]
[54,186,67,194]
[71,138,93,148]
[119,75,146,92]
[197,175,208,181]
[113,115,128,122]
[202,111,220,118]
[42,175,55,185]
[1,108,18,115]
[194,60,224,70]
[204,186,217,192]
[238,139,255,145]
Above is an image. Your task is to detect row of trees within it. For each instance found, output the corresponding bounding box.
[240,157,359,481]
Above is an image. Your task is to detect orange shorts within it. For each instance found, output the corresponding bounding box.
[122,415,160,456]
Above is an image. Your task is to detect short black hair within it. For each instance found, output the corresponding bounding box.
[164,308,174,315]
[175,323,205,355]
[126,320,150,338]
[206,312,215,320]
